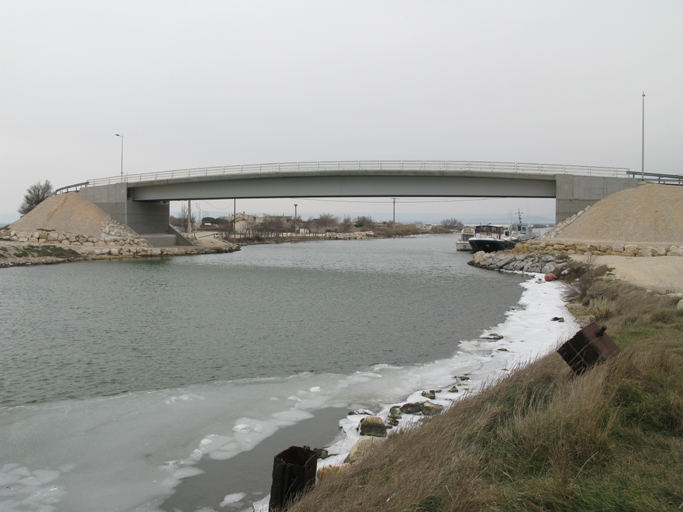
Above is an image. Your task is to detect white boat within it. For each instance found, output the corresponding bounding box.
[455,227,475,251]
[509,210,535,241]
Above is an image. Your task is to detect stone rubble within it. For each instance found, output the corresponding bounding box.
[517,239,683,258]
[323,231,375,239]
[1,215,150,249]
[0,216,239,268]
[469,251,565,274]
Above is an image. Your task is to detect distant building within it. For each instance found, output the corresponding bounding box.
[218,212,295,235]
[219,212,256,234]
[262,214,293,224]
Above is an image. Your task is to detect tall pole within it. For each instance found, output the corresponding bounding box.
[392,198,396,224]
[233,198,236,239]
[641,91,645,180]
[187,200,192,234]
[115,133,124,177]
[294,204,298,234]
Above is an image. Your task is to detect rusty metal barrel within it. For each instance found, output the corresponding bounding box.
[557,322,621,374]
[268,445,317,511]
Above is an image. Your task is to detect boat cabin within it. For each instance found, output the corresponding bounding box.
[473,224,511,239]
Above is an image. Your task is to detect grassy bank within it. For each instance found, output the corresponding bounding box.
[289,276,683,511]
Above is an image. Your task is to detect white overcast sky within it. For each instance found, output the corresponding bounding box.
[1,1,681,223]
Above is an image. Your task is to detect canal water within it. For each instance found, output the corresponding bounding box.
[0,235,542,511]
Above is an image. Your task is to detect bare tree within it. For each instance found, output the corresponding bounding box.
[440,218,464,230]
[18,181,54,216]
[301,216,317,235]
[263,216,284,236]
[316,213,338,228]
[354,215,374,229]
[340,215,353,233]
[178,203,196,232]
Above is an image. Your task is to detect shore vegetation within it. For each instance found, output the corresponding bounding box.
[289,276,683,512]
[18,180,54,216]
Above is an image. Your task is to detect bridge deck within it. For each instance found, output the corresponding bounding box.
[87,160,629,188]
[126,169,559,201]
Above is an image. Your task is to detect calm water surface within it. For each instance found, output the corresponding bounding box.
[0,235,526,407]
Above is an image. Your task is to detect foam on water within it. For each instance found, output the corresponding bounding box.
[0,275,576,512]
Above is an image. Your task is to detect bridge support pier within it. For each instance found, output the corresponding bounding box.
[79,184,175,241]
[555,174,638,224]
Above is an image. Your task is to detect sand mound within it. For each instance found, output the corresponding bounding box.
[550,184,683,245]
[10,193,109,238]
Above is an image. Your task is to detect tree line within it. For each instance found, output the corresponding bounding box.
[170,211,465,237]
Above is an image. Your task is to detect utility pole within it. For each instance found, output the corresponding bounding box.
[641,91,645,180]
[294,204,298,234]
[233,198,236,239]
[187,200,192,234]
[392,198,396,224]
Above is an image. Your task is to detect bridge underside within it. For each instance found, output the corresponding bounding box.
[79,171,638,234]
[128,171,558,201]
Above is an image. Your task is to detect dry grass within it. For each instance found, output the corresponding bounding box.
[288,280,683,512]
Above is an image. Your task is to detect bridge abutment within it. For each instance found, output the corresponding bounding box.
[79,184,171,236]
[555,174,638,224]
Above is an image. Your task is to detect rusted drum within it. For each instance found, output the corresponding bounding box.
[269,446,317,511]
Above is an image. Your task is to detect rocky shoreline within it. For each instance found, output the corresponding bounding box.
[0,223,239,268]
[468,250,566,275]
[520,238,683,257]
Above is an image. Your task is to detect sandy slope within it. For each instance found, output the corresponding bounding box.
[553,184,683,244]
[10,193,108,238]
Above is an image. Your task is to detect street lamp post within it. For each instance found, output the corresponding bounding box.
[641,92,645,180]
[115,134,124,177]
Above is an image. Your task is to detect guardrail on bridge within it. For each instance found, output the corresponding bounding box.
[626,171,683,185]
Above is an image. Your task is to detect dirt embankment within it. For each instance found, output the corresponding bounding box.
[9,193,110,238]
[544,183,683,247]
[485,184,683,293]
[1,193,238,268]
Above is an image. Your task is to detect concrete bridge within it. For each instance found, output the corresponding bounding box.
[77,160,638,241]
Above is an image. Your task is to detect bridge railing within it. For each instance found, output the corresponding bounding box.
[86,160,631,187]
[55,181,90,194]
[626,170,683,185]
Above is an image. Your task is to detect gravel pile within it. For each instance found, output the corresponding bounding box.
[547,184,683,245]
[10,193,109,238]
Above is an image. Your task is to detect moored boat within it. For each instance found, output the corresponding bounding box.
[510,210,535,241]
[455,227,475,251]
[468,224,518,253]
